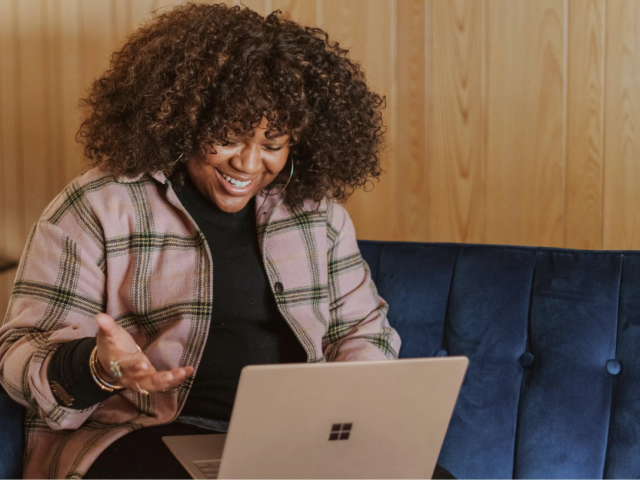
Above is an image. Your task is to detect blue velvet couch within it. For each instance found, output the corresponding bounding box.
[2,241,639,479]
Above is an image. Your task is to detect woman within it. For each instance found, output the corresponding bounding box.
[0,3,402,478]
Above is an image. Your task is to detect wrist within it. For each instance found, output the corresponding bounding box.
[89,346,125,392]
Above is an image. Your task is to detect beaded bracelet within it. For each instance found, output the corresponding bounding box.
[89,346,125,392]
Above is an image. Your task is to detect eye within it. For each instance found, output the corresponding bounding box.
[215,140,239,147]
[263,145,284,152]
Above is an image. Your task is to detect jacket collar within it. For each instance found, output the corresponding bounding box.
[114,171,169,184]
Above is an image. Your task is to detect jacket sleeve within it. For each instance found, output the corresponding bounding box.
[0,218,106,430]
[322,202,401,361]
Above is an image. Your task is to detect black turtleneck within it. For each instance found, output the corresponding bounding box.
[175,174,307,421]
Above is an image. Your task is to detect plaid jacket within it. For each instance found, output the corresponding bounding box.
[0,167,401,479]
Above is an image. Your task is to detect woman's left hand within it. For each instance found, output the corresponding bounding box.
[95,313,194,393]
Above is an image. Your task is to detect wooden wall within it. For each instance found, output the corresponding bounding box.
[1,0,640,315]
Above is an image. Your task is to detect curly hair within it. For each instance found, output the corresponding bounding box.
[77,2,386,207]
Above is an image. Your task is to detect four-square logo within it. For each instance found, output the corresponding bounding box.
[328,423,353,441]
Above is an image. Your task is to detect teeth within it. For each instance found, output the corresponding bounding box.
[222,173,251,188]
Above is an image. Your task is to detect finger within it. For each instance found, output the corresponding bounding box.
[113,354,154,377]
[127,359,150,374]
[152,367,192,390]
[128,367,194,393]
[95,313,117,340]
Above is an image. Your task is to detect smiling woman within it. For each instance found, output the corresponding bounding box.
[76,2,386,209]
[186,118,291,213]
[0,3,402,479]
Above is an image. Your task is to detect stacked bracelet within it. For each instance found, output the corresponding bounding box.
[89,346,125,392]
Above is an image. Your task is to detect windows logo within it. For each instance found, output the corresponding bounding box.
[328,423,353,441]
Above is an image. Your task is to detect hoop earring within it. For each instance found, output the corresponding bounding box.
[256,157,294,218]
[262,157,294,198]
[173,153,185,165]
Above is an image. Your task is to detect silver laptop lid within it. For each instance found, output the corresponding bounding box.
[219,357,468,479]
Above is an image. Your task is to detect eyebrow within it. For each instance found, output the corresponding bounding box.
[265,132,290,141]
[226,129,289,141]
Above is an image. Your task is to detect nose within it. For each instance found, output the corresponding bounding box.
[231,143,262,175]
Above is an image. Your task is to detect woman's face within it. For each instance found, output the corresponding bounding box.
[185,118,290,213]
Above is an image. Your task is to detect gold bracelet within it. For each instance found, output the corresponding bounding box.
[90,346,125,392]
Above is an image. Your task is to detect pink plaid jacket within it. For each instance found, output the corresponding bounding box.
[0,167,401,479]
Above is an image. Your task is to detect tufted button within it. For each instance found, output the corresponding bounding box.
[519,352,535,368]
[434,349,448,357]
[274,282,284,294]
[606,359,622,376]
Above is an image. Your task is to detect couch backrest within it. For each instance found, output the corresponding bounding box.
[359,241,640,479]
[0,384,24,479]
[2,241,638,479]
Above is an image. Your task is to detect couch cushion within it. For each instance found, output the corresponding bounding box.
[513,250,621,478]
[604,254,640,477]
[359,242,458,358]
[0,385,24,479]
[359,241,640,479]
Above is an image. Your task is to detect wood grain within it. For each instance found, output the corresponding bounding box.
[240,0,267,16]
[155,0,185,7]
[0,269,17,325]
[485,0,566,247]
[18,0,52,244]
[111,0,132,49]
[272,0,317,26]
[59,0,84,186]
[4,0,640,316]
[603,0,640,249]
[426,0,485,243]
[394,0,427,242]
[324,0,397,240]
[0,1,8,259]
[0,0,24,261]
[565,0,604,249]
[80,0,113,91]
[47,0,66,194]
[130,0,157,29]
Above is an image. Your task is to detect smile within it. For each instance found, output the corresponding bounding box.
[221,172,252,188]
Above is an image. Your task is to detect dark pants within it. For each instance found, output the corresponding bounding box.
[85,423,455,479]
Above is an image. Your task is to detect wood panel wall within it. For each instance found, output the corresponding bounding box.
[1,0,640,316]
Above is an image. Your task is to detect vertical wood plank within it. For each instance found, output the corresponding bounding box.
[17,0,51,244]
[155,0,183,10]
[47,0,67,195]
[0,270,17,322]
[565,0,604,249]
[0,0,24,260]
[272,0,317,26]
[0,28,4,264]
[3,0,640,251]
[603,0,640,249]
[0,0,7,259]
[485,0,566,247]
[80,0,113,92]
[60,0,84,185]
[324,0,396,240]
[394,0,427,242]
[111,0,132,48]
[130,0,157,29]
[426,0,485,243]
[240,0,267,16]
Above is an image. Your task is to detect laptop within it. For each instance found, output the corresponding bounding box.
[163,357,468,479]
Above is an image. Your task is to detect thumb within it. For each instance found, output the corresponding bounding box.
[95,313,117,338]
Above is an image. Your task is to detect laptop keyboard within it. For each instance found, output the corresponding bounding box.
[194,460,221,479]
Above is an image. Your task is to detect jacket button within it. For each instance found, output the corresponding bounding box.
[274,282,284,294]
